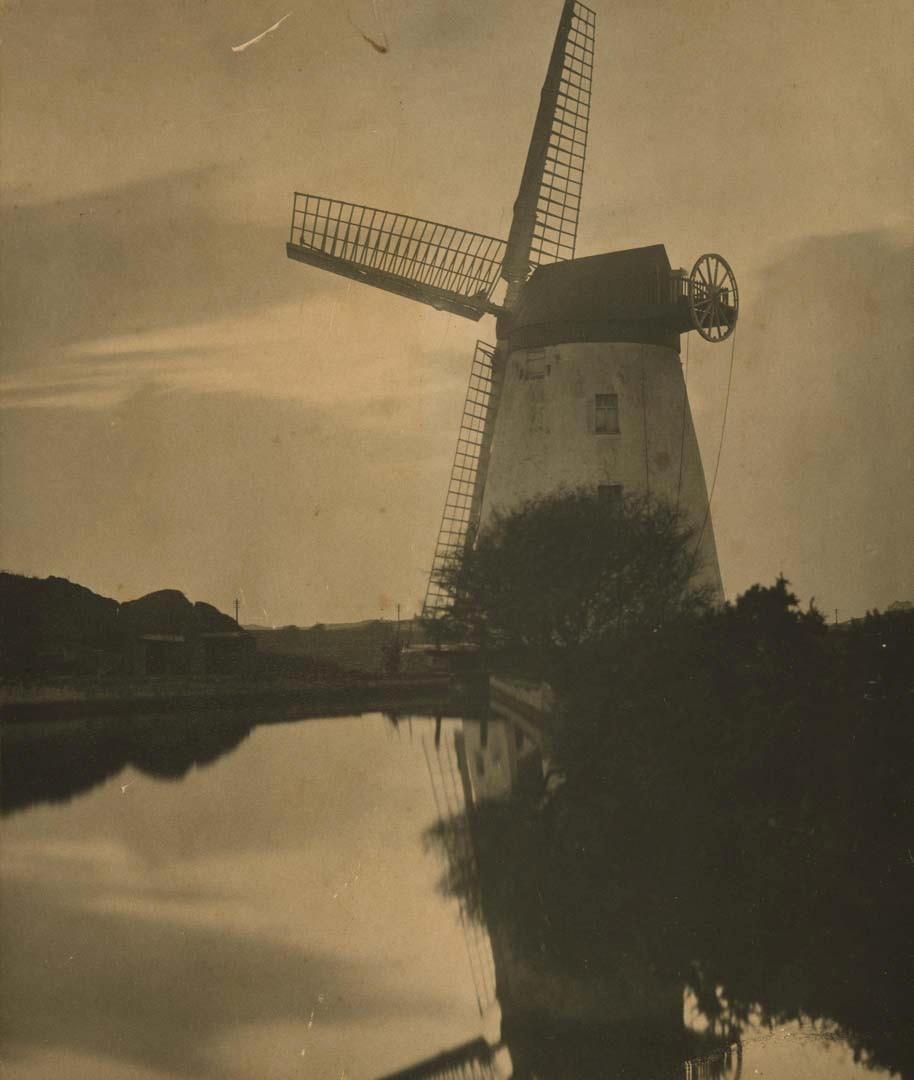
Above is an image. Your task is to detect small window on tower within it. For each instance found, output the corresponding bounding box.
[599,484,623,508]
[525,349,546,379]
[594,393,619,434]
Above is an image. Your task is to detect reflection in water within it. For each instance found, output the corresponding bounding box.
[1,707,908,1078]
[424,710,737,1079]
[422,703,907,1080]
[2,712,494,1080]
[1,713,252,816]
[377,1036,500,1079]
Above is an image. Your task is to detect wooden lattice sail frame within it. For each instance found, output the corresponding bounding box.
[284,1,741,621]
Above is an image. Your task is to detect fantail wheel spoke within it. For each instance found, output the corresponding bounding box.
[688,253,738,342]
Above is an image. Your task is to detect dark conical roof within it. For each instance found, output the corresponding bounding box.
[502,244,686,351]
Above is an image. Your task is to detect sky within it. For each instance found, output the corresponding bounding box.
[1,0,912,625]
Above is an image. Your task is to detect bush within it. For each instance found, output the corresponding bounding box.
[429,488,713,683]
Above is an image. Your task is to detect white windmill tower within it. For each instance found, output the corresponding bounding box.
[286,1,738,617]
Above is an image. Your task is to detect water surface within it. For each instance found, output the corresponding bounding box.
[0,710,903,1079]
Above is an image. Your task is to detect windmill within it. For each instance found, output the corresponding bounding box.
[286,1,738,617]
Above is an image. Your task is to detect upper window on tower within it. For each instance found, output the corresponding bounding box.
[525,349,546,379]
[594,393,619,434]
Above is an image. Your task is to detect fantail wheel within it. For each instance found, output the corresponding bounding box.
[689,254,739,342]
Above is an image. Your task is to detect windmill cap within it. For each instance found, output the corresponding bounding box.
[502,244,685,352]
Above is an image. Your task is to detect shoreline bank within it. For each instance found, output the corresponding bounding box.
[0,673,452,724]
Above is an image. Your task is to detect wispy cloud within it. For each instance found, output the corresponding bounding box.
[0,168,328,376]
[1,298,469,427]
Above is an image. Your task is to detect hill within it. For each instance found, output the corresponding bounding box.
[0,573,393,683]
[0,573,249,681]
[247,618,427,674]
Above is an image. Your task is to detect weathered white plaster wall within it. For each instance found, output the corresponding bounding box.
[479,341,723,599]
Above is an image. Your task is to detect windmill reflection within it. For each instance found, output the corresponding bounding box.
[412,700,740,1080]
[423,718,499,1018]
[377,1036,502,1080]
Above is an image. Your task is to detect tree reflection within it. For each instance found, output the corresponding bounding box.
[428,788,736,1079]
[427,623,913,1080]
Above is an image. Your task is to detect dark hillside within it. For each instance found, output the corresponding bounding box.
[0,573,362,685]
[119,590,237,637]
[0,573,120,677]
[0,574,248,681]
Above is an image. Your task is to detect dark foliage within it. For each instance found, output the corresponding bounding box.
[428,488,713,682]
[428,583,914,1077]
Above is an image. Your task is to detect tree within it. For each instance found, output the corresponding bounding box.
[427,584,914,1078]
[429,487,714,680]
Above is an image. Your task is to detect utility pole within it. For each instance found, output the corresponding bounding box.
[834,608,839,626]
[234,598,240,625]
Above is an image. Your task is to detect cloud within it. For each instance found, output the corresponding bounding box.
[0,167,329,375]
[2,299,468,421]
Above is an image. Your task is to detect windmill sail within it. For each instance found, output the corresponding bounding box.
[501,0,596,287]
[422,342,498,619]
[287,195,506,321]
